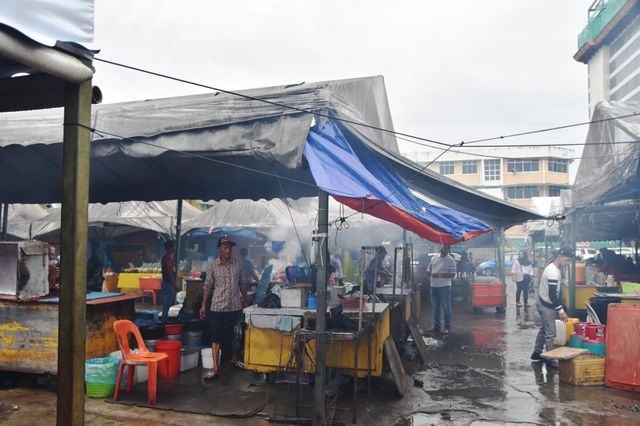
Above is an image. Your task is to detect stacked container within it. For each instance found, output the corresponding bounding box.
[606,303,640,392]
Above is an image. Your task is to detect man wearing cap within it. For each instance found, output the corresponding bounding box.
[531,247,571,368]
[427,245,457,335]
[363,246,392,293]
[199,235,249,379]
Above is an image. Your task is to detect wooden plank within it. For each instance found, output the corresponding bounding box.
[383,337,407,396]
[540,347,588,360]
[407,319,429,363]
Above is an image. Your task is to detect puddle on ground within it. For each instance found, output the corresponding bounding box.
[409,410,478,425]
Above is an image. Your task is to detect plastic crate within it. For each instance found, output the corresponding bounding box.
[341,298,362,310]
[559,354,605,386]
[85,382,115,398]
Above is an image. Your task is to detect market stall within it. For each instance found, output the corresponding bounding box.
[0,293,137,374]
[1,75,544,422]
[562,101,640,316]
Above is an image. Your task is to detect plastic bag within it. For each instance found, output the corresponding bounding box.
[85,357,119,384]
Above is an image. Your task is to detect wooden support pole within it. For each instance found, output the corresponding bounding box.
[312,190,328,426]
[56,80,92,426]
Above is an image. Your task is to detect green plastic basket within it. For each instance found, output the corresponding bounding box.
[85,381,115,398]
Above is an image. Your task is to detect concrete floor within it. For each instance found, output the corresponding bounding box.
[2,279,640,425]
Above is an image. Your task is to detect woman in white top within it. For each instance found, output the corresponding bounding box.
[512,250,534,307]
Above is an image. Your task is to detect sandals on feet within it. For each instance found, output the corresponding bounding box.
[202,369,219,380]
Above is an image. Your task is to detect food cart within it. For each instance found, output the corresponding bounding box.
[243,302,390,378]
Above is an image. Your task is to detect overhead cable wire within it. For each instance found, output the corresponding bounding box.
[81,124,369,199]
[460,112,640,145]
[95,58,640,155]
[94,57,452,148]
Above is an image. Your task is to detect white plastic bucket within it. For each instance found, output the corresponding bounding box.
[201,348,214,369]
[554,320,567,346]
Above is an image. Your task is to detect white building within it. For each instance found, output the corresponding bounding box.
[574,0,640,114]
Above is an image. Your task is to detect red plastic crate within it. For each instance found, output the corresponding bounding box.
[606,303,640,392]
[470,282,505,308]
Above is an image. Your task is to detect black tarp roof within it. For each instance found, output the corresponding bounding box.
[0,76,542,228]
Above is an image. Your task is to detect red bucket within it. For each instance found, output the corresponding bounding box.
[585,324,606,340]
[156,340,182,381]
[165,323,183,336]
[573,322,591,337]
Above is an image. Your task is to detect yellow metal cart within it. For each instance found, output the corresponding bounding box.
[243,302,390,378]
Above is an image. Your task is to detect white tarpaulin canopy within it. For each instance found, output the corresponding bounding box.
[18,201,200,240]
[181,199,308,234]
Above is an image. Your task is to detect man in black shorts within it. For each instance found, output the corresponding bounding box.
[199,235,249,379]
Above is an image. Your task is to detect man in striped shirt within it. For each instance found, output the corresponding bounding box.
[531,247,572,369]
[199,235,249,379]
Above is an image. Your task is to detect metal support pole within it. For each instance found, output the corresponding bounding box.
[313,191,328,426]
[497,227,505,286]
[358,250,366,331]
[56,80,92,426]
[1,203,7,240]
[569,217,577,313]
[174,199,183,289]
[392,247,398,300]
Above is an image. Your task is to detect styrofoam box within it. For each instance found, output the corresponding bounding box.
[280,288,308,308]
[180,347,199,372]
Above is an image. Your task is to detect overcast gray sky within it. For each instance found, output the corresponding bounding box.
[93,0,590,171]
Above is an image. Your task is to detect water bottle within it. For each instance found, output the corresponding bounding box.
[307,294,317,309]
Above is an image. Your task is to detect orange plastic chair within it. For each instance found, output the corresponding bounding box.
[139,277,162,305]
[112,319,169,405]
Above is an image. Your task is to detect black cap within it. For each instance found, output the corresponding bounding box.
[376,245,387,254]
[557,247,574,259]
[217,234,236,247]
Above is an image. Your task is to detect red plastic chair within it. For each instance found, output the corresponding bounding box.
[112,319,169,405]
[139,277,162,305]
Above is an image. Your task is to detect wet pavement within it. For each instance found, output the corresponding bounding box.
[365,279,640,426]
[2,278,640,425]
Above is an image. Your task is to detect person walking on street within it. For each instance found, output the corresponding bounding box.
[427,245,457,335]
[512,250,534,307]
[160,240,178,322]
[531,247,572,368]
[199,235,249,380]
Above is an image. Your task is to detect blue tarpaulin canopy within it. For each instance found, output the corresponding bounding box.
[304,121,492,244]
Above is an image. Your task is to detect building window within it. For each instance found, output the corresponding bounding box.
[462,160,478,174]
[483,159,501,181]
[610,16,640,65]
[439,161,455,175]
[506,186,540,199]
[548,186,563,197]
[611,71,640,101]
[548,159,568,173]
[507,159,539,173]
